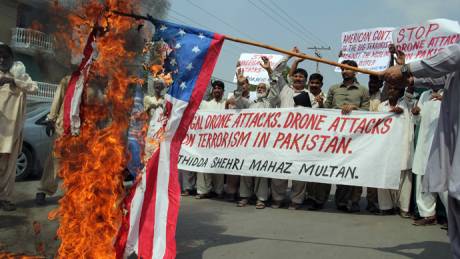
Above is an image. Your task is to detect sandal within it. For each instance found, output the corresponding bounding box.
[195,193,211,199]
[255,200,265,209]
[237,198,249,207]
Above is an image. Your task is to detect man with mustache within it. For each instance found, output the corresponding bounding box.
[324,59,370,213]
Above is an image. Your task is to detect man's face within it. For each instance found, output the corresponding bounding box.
[308,79,323,95]
[368,78,383,94]
[292,72,306,90]
[241,80,250,93]
[256,83,267,98]
[0,48,13,73]
[153,81,165,95]
[212,86,224,100]
[341,68,356,81]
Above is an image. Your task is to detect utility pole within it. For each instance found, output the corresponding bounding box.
[307,46,331,73]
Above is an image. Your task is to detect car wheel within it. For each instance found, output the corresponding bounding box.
[16,146,33,181]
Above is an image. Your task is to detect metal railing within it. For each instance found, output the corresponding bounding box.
[28,81,58,102]
[10,28,55,56]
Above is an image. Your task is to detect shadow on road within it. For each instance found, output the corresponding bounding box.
[0,215,27,229]
[176,204,253,259]
[376,241,451,259]
[15,195,62,209]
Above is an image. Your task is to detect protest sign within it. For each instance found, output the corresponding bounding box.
[233,53,284,85]
[393,18,460,63]
[336,27,395,72]
[179,107,405,189]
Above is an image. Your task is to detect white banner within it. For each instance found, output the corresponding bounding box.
[393,18,460,63]
[336,27,395,72]
[233,53,284,85]
[179,108,406,189]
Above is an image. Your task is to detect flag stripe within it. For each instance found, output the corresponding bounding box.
[163,34,224,259]
[138,148,161,258]
[63,30,96,135]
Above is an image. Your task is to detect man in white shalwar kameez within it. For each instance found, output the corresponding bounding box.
[195,80,226,199]
[0,43,37,211]
[262,48,313,210]
[377,84,415,217]
[383,43,460,258]
[412,85,448,225]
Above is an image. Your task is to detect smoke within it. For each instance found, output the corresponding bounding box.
[20,0,170,82]
[55,0,170,17]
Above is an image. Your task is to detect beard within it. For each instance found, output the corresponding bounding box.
[256,92,267,99]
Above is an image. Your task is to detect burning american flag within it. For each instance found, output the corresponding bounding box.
[115,19,224,258]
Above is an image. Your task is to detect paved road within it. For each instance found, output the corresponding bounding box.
[0,180,451,258]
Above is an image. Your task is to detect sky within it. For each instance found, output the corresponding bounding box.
[163,0,460,94]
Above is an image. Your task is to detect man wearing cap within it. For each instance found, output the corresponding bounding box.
[0,43,37,211]
[195,80,226,199]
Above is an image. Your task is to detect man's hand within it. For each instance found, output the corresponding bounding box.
[341,104,357,115]
[294,52,306,63]
[236,67,246,85]
[0,76,15,86]
[315,95,324,107]
[225,97,237,109]
[431,92,443,101]
[260,56,272,74]
[390,106,404,114]
[395,49,406,65]
[411,106,421,115]
[289,46,300,58]
[45,120,55,137]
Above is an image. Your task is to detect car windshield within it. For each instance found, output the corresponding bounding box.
[26,101,51,117]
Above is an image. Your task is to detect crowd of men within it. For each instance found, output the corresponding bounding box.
[178,46,438,218]
[1,39,460,257]
[178,44,460,257]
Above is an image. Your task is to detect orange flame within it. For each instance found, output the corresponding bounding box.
[52,0,143,258]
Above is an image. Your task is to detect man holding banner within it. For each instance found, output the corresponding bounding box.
[236,61,271,209]
[262,47,312,209]
[325,59,370,213]
[195,80,226,199]
[383,42,460,258]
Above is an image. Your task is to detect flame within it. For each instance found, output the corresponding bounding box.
[52,0,143,258]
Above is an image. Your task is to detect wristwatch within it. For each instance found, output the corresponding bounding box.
[400,64,411,79]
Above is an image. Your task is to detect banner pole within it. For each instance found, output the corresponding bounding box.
[224,35,381,76]
[110,10,381,76]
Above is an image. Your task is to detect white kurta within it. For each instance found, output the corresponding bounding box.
[0,61,38,153]
[378,97,415,170]
[412,90,443,175]
[0,61,37,201]
[268,56,315,108]
[409,43,460,200]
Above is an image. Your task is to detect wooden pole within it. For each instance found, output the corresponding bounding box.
[110,10,381,76]
[224,35,381,76]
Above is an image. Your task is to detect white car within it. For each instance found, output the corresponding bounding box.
[16,101,53,181]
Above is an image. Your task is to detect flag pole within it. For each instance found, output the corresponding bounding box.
[110,10,380,76]
[223,35,380,76]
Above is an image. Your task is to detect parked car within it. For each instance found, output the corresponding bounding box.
[16,101,53,181]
